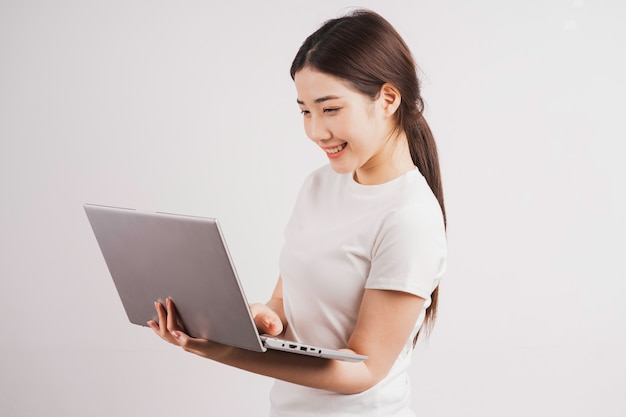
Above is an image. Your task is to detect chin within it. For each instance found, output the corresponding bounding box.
[328,162,354,175]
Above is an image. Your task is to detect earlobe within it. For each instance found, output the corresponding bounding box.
[380,83,401,117]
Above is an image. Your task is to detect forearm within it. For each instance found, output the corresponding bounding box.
[205,342,377,395]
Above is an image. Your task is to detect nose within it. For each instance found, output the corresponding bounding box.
[306,115,332,142]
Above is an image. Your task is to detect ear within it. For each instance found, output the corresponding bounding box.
[379,83,402,117]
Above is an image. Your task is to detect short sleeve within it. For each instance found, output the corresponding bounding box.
[365,202,447,299]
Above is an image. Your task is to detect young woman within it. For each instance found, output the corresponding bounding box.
[149,9,447,417]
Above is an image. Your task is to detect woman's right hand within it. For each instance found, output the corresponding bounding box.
[249,303,284,336]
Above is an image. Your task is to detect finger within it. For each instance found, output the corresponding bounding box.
[266,320,283,336]
[166,298,182,333]
[149,301,178,344]
[256,316,280,335]
[147,318,169,340]
[251,304,283,336]
[154,301,167,333]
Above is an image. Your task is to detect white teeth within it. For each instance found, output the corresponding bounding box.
[326,143,347,154]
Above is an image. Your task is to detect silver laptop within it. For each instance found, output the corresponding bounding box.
[84,204,367,362]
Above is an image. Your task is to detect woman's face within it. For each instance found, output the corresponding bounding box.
[294,67,398,184]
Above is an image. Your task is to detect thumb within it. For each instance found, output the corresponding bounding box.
[250,303,283,336]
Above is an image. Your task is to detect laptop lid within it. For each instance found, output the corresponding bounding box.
[84,204,266,352]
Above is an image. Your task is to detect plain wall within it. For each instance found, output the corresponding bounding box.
[1,0,625,416]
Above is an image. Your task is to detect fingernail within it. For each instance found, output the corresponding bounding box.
[171,331,181,339]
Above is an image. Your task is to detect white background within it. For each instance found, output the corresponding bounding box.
[1,1,625,416]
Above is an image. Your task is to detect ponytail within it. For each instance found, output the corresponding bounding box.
[407,111,446,342]
[408,112,446,228]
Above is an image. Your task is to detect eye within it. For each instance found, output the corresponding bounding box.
[300,109,310,116]
[323,107,340,114]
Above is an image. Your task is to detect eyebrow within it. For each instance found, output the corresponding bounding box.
[296,95,342,105]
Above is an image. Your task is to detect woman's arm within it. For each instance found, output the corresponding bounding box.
[148,278,425,395]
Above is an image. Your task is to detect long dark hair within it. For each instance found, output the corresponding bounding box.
[290,9,446,339]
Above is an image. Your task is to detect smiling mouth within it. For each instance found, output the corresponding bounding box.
[326,143,347,154]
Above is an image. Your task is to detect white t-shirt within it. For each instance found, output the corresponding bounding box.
[270,165,447,417]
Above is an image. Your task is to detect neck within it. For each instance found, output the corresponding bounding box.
[354,131,415,185]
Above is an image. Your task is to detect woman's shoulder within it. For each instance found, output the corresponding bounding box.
[381,170,446,231]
